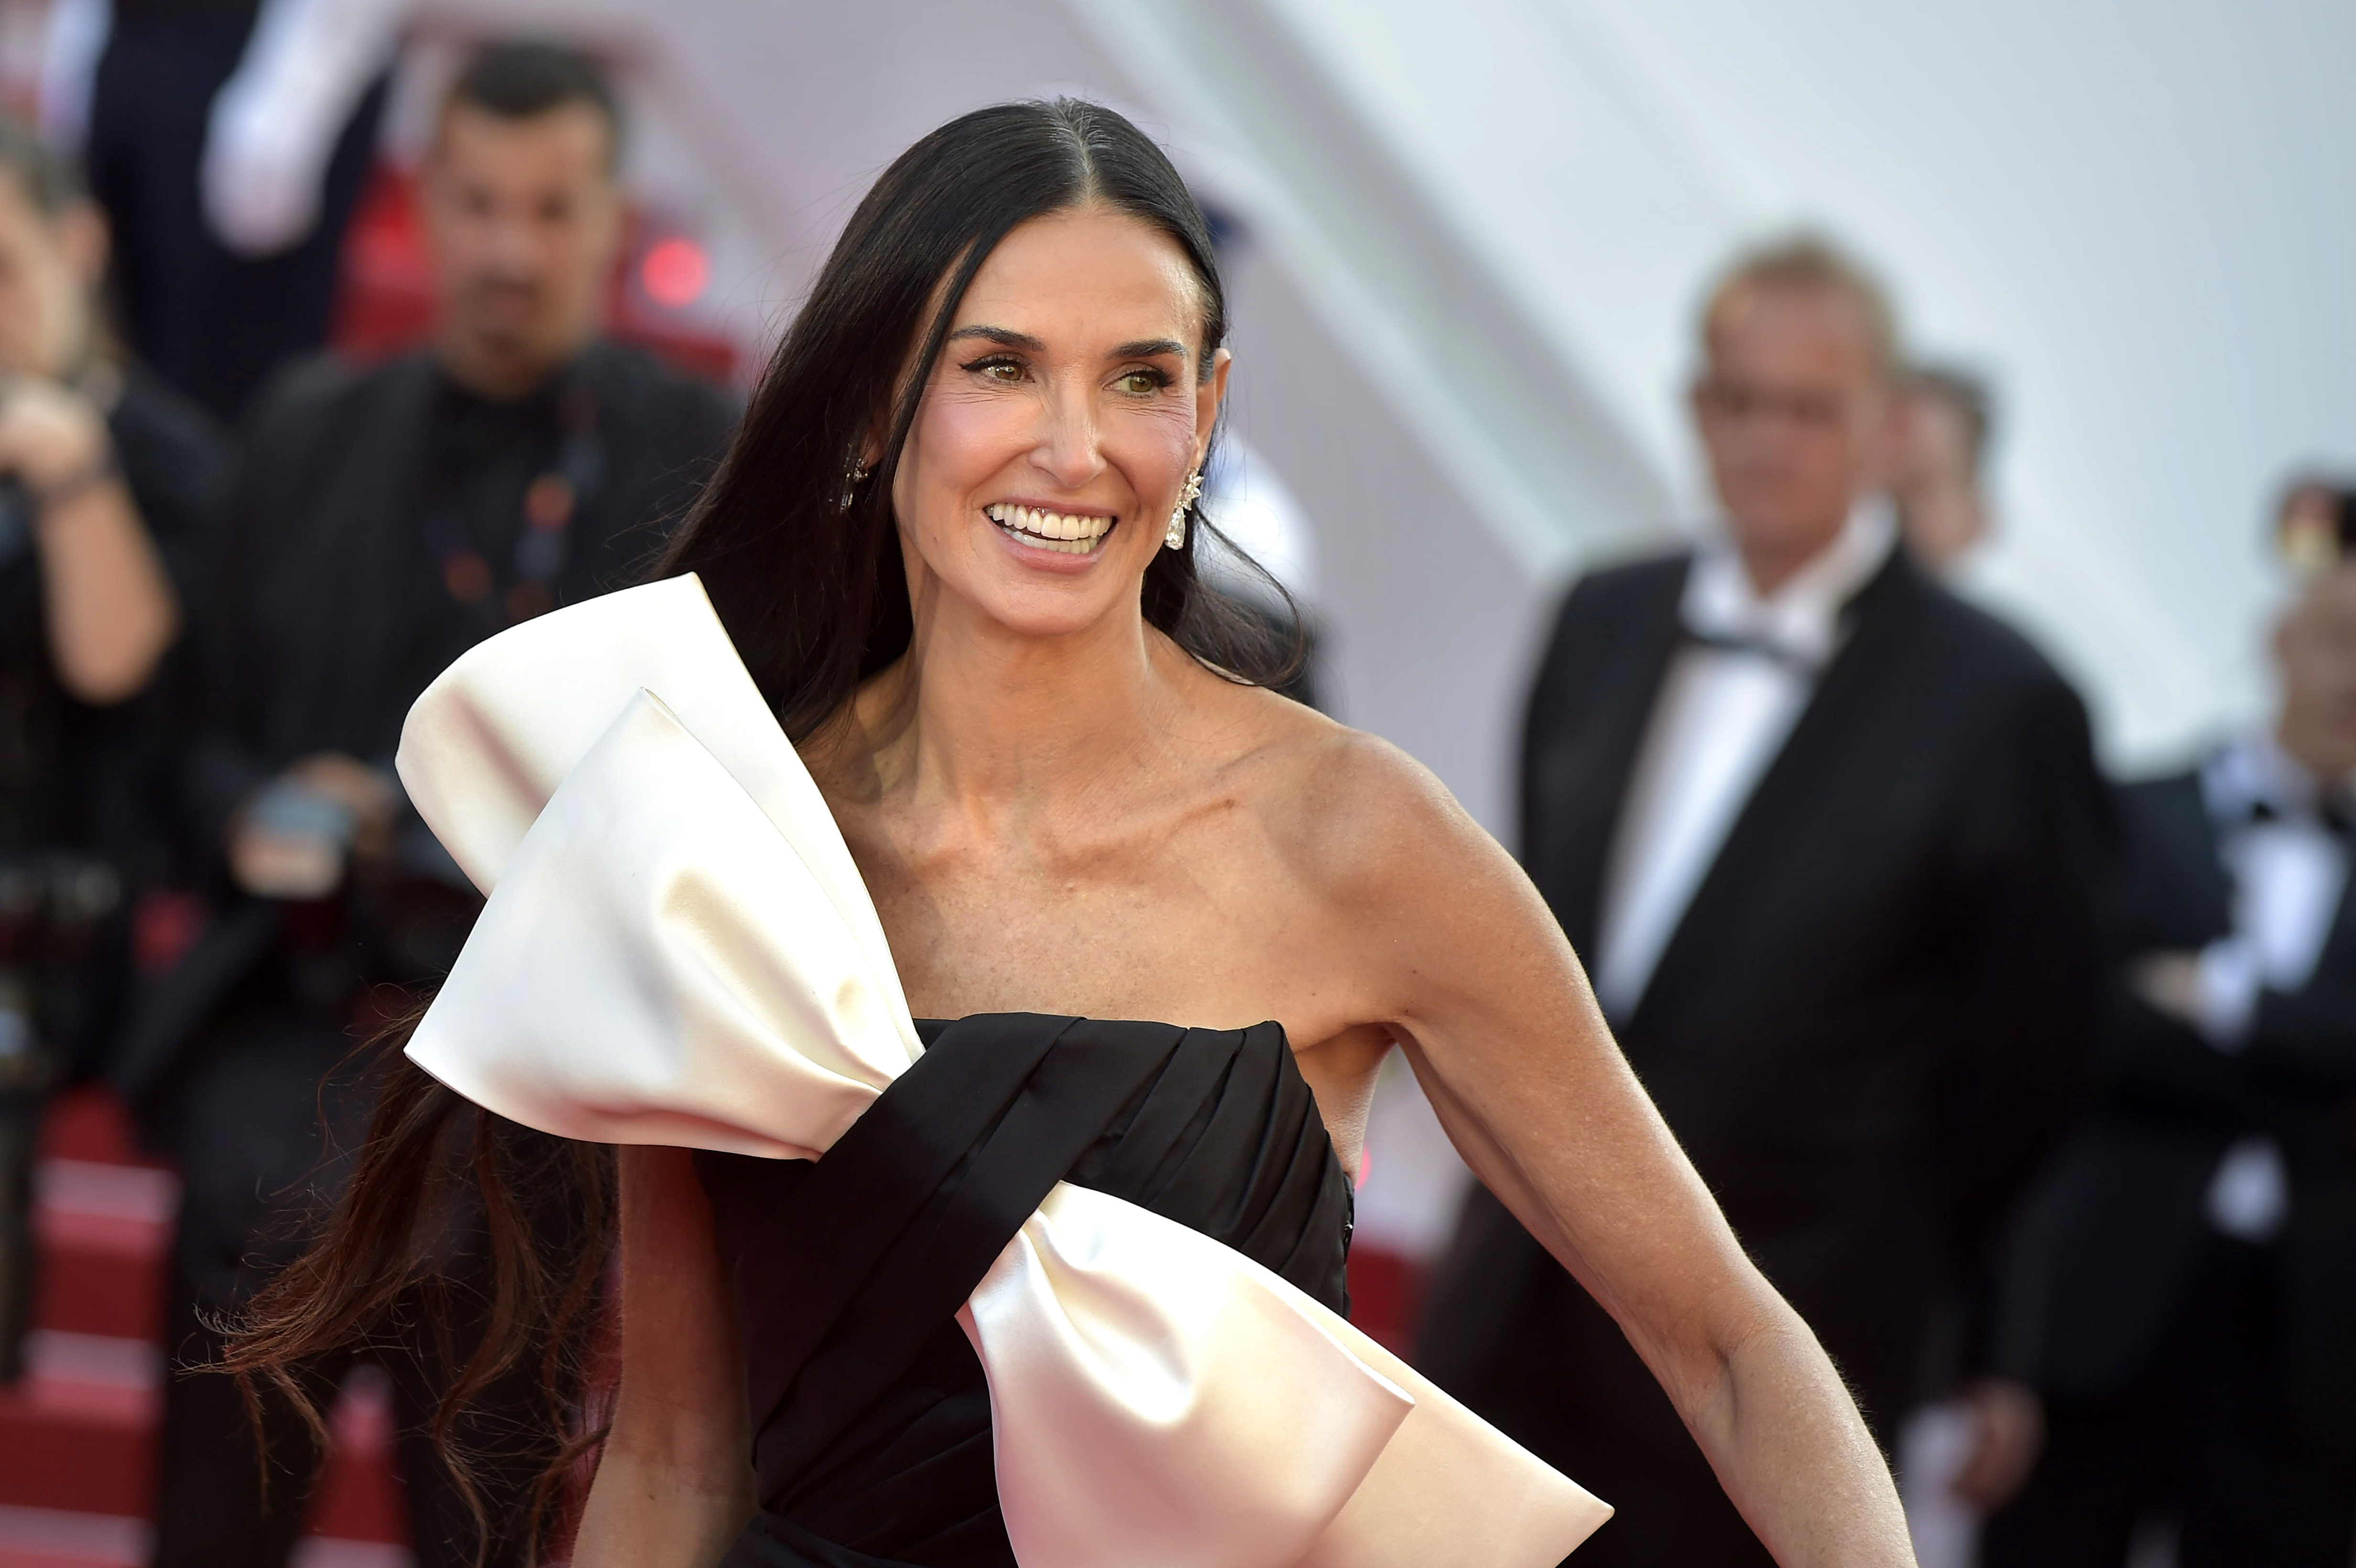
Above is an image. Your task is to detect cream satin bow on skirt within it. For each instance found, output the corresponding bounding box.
[397,574,1610,1567]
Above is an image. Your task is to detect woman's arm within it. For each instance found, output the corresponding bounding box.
[575,1146,757,1568]
[1303,737,1913,1568]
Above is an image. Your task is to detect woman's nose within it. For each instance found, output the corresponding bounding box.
[1032,383,1104,487]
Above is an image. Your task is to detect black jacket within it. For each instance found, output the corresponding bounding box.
[0,368,228,1076]
[182,341,736,847]
[0,367,228,867]
[1418,546,2110,1564]
[1995,767,2356,1455]
[116,340,736,1103]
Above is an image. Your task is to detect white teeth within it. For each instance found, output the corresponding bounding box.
[983,502,1115,553]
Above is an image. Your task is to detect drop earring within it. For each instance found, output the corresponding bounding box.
[1164,469,1203,550]
[840,457,872,512]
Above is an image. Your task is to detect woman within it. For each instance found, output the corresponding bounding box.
[235,100,1911,1567]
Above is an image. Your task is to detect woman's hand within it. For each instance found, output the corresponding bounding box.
[1949,1379,2043,1512]
[1304,735,1917,1567]
[227,752,401,900]
[0,376,107,490]
[574,1145,756,1568]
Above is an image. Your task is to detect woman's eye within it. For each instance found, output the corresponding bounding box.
[1114,369,1168,396]
[962,356,1026,383]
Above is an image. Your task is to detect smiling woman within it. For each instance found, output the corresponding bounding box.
[655,100,1294,752]
[224,100,1916,1568]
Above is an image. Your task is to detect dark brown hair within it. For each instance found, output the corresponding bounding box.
[443,41,624,172]
[225,97,1298,1561]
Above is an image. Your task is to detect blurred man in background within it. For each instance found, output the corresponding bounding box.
[1891,364,1994,574]
[0,119,226,1385]
[113,43,735,1568]
[1978,480,2356,1568]
[1418,236,2110,1566]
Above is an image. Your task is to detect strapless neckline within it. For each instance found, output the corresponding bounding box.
[911,1015,1290,1042]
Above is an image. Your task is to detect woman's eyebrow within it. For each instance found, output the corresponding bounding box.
[947,325,1044,351]
[948,326,1187,362]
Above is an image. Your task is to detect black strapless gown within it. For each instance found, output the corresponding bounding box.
[696,1014,1355,1568]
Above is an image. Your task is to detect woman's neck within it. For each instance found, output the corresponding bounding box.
[856,592,1180,818]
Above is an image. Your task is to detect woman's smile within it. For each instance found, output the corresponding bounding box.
[984,500,1118,558]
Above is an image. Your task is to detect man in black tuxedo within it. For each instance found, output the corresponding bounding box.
[1980,485,2356,1568]
[120,44,736,1568]
[1416,237,2110,1565]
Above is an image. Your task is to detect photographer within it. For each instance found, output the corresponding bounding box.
[0,118,227,1381]
[116,44,734,1568]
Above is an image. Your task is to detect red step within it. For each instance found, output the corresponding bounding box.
[0,1503,407,1568]
[33,1162,168,1343]
[0,1332,153,1515]
[0,1503,143,1568]
[0,1330,399,1541]
[1,1089,409,1559]
[33,1093,163,1169]
[1344,1245,1429,1357]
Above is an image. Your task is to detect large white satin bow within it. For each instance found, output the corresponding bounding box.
[398,575,1609,1567]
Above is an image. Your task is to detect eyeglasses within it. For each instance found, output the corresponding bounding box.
[1692,379,1854,430]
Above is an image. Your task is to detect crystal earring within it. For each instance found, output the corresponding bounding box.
[1164,469,1203,550]
[840,457,872,512]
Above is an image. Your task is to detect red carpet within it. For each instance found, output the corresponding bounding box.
[0,1088,408,1566]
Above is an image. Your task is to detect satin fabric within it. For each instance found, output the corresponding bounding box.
[396,575,1610,1565]
[700,1013,1357,1565]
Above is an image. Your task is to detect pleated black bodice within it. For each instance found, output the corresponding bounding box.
[696,1014,1354,1568]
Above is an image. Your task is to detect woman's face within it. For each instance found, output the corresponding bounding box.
[891,207,1228,643]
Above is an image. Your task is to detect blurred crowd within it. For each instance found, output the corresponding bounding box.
[0,32,738,1565]
[1417,241,2356,1568]
[0,12,2340,1568]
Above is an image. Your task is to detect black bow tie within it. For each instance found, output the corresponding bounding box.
[2250,795,2356,838]
[1680,624,1819,672]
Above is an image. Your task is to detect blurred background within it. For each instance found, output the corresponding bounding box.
[0,1,2346,1565]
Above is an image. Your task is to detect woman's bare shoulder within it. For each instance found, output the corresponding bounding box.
[1209,690,1573,1045]
[1205,686,1509,911]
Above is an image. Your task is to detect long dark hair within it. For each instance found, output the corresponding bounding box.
[225,98,1298,1559]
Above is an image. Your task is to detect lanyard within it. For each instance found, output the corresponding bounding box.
[422,376,605,630]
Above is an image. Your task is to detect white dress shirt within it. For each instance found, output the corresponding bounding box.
[2191,732,2353,1241]
[1590,503,1898,1021]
